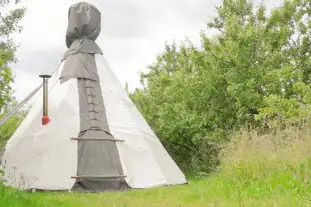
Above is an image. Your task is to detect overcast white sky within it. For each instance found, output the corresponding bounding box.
[4,0,283,101]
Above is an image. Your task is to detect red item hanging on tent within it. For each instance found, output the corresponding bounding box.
[42,116,51,125]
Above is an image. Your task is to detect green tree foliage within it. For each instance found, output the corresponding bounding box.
[0,1,25,151]
[0,109,25,148]
[130,0,311,173]
[0,0,25,109]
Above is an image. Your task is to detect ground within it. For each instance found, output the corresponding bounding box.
[1,128,311,206]
[2,162,311,207]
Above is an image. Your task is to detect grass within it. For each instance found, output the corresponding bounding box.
[1,126,311,206]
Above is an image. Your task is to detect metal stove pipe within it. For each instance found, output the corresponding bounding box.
[39,74,52,125]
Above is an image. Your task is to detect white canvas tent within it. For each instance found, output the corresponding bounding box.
[1,2,187,192]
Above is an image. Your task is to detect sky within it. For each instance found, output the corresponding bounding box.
[5,0,283,101]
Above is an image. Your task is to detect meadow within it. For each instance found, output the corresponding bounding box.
[1,126,311,207]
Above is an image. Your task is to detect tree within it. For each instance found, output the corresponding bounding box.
[0,0,25,109]
[130,0,311,173]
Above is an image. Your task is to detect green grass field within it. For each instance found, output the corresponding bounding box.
[1,127,311,207]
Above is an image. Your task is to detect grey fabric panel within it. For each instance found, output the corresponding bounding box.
[61,2,129,192]
[71,130,129,192]
[72,78,129,192]
[76,78,109,133]
[63,39,102,60]
[66,2,101,48]
[62,2,102,60]
[76,131,121,175]
[72,178,128,193]
[60,53,99,83]
[61,2,103,82]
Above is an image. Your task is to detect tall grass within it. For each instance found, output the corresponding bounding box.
[223,125,311,179]
[215,125,311,206]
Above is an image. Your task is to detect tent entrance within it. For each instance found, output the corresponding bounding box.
[71,129,130,192]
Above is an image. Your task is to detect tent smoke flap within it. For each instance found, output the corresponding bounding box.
[0,2,187,192]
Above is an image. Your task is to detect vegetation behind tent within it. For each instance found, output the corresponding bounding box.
[130,0,311,173]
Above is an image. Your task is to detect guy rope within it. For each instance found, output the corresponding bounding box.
[0,67,59,127]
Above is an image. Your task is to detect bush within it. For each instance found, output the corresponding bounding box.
[130,0,311,173]
[0,111,25,149]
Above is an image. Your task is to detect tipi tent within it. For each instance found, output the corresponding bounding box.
[1,2,187,192]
